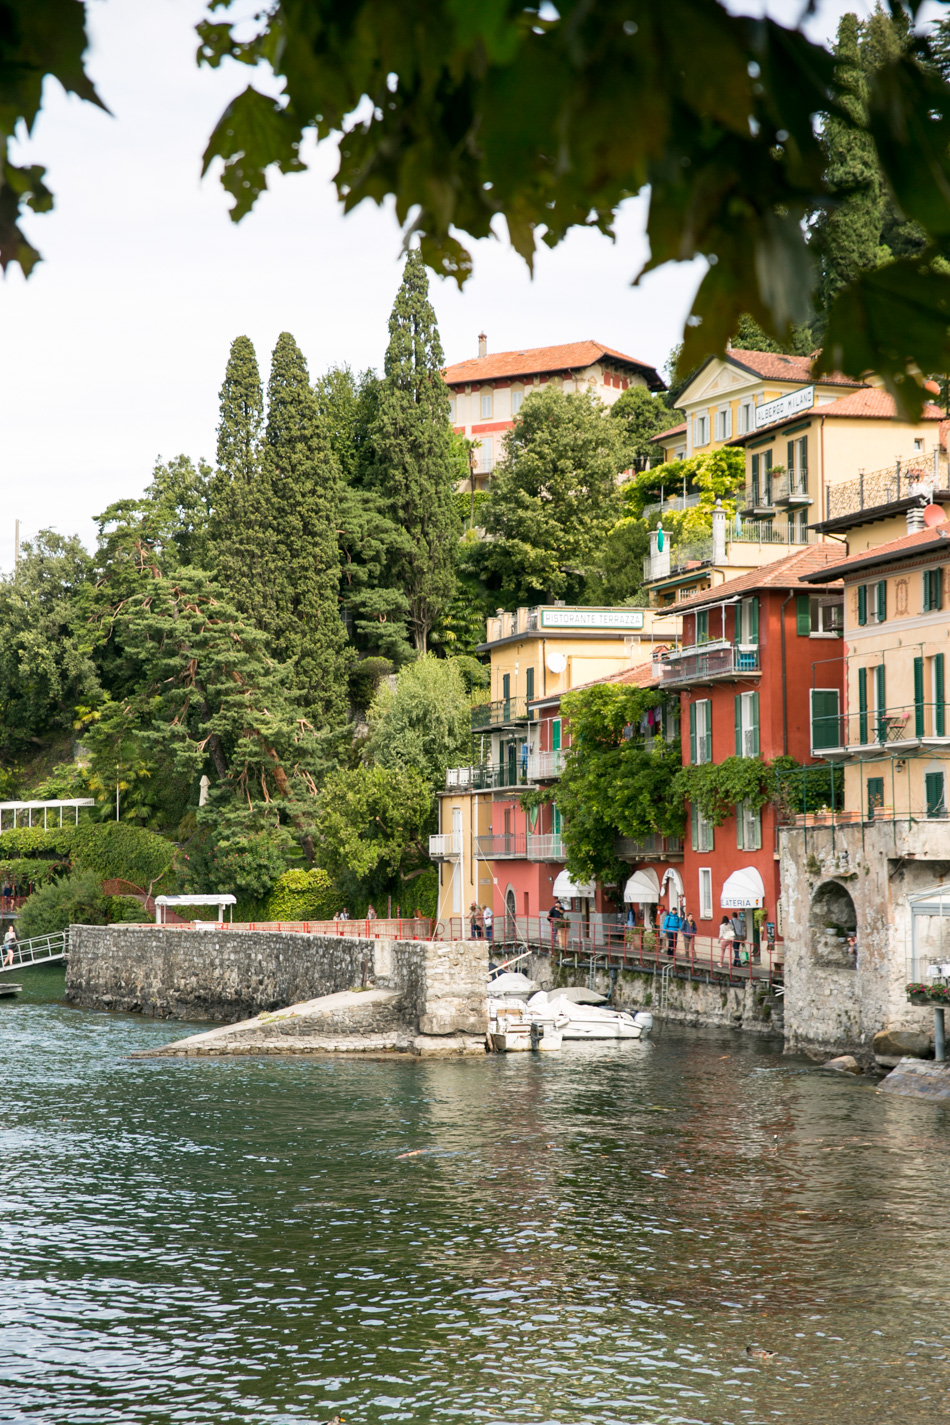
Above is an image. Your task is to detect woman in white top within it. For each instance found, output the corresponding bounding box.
[718,916,735,966]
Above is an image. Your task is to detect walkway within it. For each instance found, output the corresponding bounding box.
[0,930,69,973]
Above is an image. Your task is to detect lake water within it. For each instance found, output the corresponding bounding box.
[2,967,950,1424]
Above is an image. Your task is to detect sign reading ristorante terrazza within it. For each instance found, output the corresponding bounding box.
[539,609,645,630]
[754,384,815,431]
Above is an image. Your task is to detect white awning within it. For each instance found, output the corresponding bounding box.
[553,870,595,899]
[154,894,237,906]
[624,867,660,903]
[720,867,766,909]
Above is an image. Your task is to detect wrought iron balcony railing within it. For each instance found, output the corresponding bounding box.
[657,642,760,686]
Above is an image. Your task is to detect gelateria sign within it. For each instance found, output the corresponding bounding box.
[754,383,814,431]
[539,609,645,630]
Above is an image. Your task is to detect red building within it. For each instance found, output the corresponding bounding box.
[648,547,846,952]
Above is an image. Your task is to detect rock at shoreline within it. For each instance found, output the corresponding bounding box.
[872,1027,933,1068]
[824,1054,862,1074]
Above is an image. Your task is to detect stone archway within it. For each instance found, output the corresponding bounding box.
[809,880,857,967]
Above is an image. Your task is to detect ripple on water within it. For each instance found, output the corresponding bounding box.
[2,971,950,1423]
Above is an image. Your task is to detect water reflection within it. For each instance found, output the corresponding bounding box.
[1,970,949,1423]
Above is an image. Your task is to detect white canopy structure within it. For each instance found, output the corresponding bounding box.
[0,799,94,830]
[154,894,236,925]
[553,870,595,900]
[721,866,766,909]
[624,867,660,903]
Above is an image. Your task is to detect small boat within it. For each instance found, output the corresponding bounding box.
[540,992,652,1041]
[0,981,22,999]
[487,981,652,1050]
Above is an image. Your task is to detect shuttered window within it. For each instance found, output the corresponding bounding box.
[874,664,886,742]
[734,691,760,757]
[914,656,925,737]
[691,804,714,852]
[935,653,946,737]
[796,595,811,636]
[875,580,887,623]
[923,567,943,612]
[736,801,762,851]
[867,777,884,816]
[690,700,712,764]
[926,772,946,818]
[811,689,841,751]
[858,667,869,744]
[857,584,867,626]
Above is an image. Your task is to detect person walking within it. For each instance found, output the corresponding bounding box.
[469,902,483,939]
[548,901,568,951]
[366,904,378,922]
[483,905,494,944]
[718,916,735,967]
[682,913,697,962]
[663,906,681,957]
[730,911,746,966]
[3,925,16,967]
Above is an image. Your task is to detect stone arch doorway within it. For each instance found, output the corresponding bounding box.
[810,880,857,967]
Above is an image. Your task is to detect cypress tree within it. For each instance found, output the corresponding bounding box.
[367,251,458,654]
[260,332,349,727]
[209,335,265,611]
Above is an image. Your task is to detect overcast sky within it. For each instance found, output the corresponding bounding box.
[0,0,929,568]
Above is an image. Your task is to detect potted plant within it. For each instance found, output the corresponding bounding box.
[907,982,935,1006]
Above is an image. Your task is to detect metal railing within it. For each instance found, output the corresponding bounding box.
[814,702,950,753]
[127,918,438,940]
[731,520,815,545]
[475,832,527,858]
[613,834,684,858]
[657,642,760,685]
[444,762,530,791]
[525,833,564,860]
[824,452,943,523]
[0,929,69,973]
[471,696,531,729]
[491,916,783,988]
[429,832,462,858]
[525,749,564,780]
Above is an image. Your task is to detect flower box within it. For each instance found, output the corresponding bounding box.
[907,991,933,1006]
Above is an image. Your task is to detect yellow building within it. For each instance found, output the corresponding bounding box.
[431,605,681,927]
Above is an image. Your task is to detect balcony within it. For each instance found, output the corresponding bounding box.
[741,484,776,517]
[444,762,530,791]
[526,748,564,780]
[813,702,950,758]
[429,833,461,859]
[822,453,945,525]
[731,519,815,546]
[613,834,684,860]
[771,472,812,506]
[475,833,527,859]
[656,641,760,687]
[526,833,564,860]
[471,696,530,730]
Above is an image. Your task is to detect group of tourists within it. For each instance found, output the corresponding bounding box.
[717,912,757,966]
[468,903,494,941]
[658,908,698,957]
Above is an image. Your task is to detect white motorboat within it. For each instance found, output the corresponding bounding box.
[488,981,652,1050]
[543,993,652,1041]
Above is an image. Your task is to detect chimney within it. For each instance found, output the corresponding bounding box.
[478,332,487,358]
[712,499,727,563]
[907,502,926,534]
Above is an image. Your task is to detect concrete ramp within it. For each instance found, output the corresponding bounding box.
[877,1056,950,1101]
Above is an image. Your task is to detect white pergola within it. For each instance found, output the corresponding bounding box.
[154,894,236,925]
[0,799,95,830]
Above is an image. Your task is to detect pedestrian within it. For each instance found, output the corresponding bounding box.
[548,901,568,951]
[663,906,681,957]
[470,902,483,939]
[682,913,697,960]
[366,904,378,921]
[846,931,857,960]
[730,911,746,966]
[3,925,16,967]
[483,905,494,943]
[718,916,735,966]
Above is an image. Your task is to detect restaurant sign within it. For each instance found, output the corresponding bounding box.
[754,384,815,431]
[539,609,645,630]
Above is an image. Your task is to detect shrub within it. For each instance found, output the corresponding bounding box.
[17,871,110,939]
[0,823,176,890]
[263,867,339,921]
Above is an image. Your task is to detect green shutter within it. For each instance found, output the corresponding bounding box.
[526,666,534,701]
[923,570,931,612]
[936,654,945,737]
[915,656,925,736]
[867,777,884,816]
[926,772,946,818]
[736,802,744,850]
[751,453,759,503]
[811,690,840,750]
[748,598,759,646]
[939,569,945,611]
[750,692,760,756]
[552,718,561,751]
[876,580,887,623]
[799,436,808,488]
[858,667,868,744]
[704,700,713,759]
[787,440,794,477]
[796,595,811,636]
[691,802,699,850]
[734,695,742,756]
[874,664,886,743]
[857,585,867,626]
[689,702,697,764]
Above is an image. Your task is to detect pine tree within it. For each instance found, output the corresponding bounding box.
[367,251,458,653]
[261,332,349,727]
[209,335,265,610]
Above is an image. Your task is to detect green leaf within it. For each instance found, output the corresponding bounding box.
[201,86,307,222]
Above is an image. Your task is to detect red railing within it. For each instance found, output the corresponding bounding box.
[127,917,437,940]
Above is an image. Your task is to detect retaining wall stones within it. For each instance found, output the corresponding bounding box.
[65,925,488,1040]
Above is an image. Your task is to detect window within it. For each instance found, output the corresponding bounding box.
[934,653,946,737]
[715,406,732,440]
[691,803,714,852]
[786,435,808,493]
[736,801,762,850]
[480,389,493,419]
[923,567,943,612]
[502,672,511,712]
[857,584,867,626]
[738,401,754,435]
[811,689,841,751]
[696,609,709,644]
[874,663,886,743]
[699,867,714,920]
[874,580,887,623]
[915,656,925,737]
[737,597,759,646]
[689,699,712,764]
[926,771,946,818]
[858,666,869,744]
[915,437,925,452]
[512,388,523,416]
[867,776,885,817]
[525,666,535,702]
[809,596,843,635]
[750,449,774,503]
[694,414,710,446]
[477,438,494,473]
[735,691,760,757]
[796,595,811,636]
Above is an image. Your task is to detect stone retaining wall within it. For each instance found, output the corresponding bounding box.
[65,925,488,1036]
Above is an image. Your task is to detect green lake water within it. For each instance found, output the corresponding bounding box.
[2,967,950,1424]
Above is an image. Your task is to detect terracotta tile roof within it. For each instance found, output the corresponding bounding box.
[567,659,661,694]
[443,340,665,390]
[724,348,865,387]
[812,388,945,421]
[658,546,845,614]
[802,520,950,583]
[651,422,687,443]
